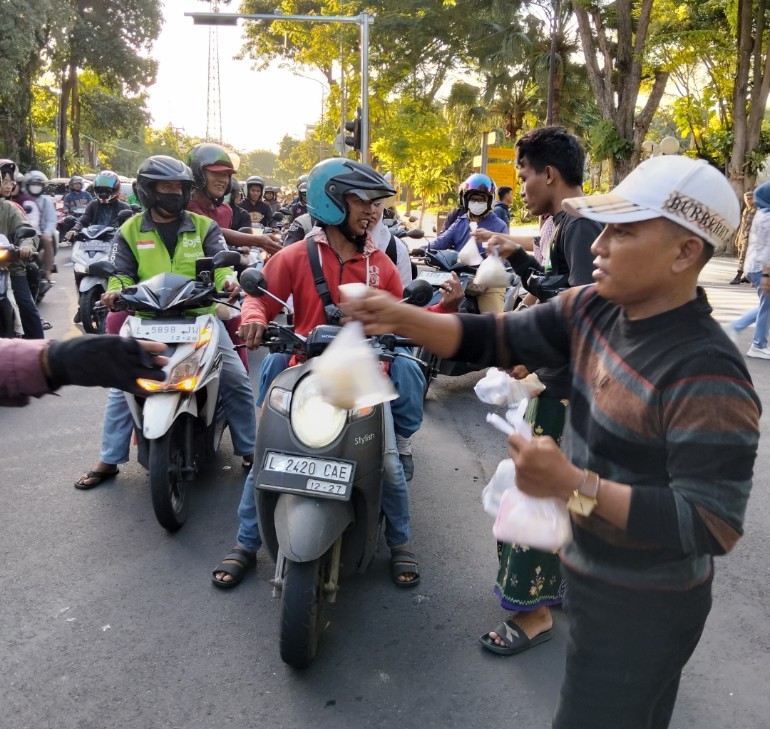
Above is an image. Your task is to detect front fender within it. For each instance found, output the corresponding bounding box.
[274,493,353,563]
[78,275,107,293]
[142,393,197,439]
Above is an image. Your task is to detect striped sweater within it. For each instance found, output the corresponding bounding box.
[456,286,761,589]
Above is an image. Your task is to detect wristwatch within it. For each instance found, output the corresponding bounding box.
[567,469,600,516]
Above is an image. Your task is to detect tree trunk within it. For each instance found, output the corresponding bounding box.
[405,184,413,216]
[70,64,81,162]
[58,64,75,177]
[728,0,753,199]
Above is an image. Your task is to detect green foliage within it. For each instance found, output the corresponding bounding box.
[587,120,635,165]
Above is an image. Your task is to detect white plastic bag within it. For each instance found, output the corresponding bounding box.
[473,249,510,288]
[457,237,483,266]
[493,486,572,551]
[311,320,398,409]
[474,368,546,408]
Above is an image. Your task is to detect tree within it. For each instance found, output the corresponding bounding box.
[573,0,670,181]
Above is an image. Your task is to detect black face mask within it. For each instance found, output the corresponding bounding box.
[153,193,185,218]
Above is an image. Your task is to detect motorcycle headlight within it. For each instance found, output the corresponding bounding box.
[137,349,202,392]
[291,373,347,448]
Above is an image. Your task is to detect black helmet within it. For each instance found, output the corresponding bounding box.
[69,175,85,190]
[185,143,234,190]
[307,159,396,226]
[93,170,121,202]
[136,155,194,212]
[245,175,264,199]
[229,177,242,203]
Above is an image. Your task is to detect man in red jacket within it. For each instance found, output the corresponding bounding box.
[212,159,424,591]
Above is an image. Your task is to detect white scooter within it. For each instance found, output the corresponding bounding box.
[93,250,241,531]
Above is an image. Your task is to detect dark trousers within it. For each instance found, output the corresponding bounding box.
[553,564,712,729]
[11,274,44,339]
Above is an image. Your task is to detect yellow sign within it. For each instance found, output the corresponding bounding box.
[486,162,517,190]
[487,147,518,161]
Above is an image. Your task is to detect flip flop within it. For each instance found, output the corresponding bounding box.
[212,546,256,589]
[479,618,553,656]
[390,548,420,588]
[74,468,119,490]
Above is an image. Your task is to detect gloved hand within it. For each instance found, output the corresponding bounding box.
[46,336,167,394]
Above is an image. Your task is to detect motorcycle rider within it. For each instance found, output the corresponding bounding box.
[24,171,57,292]
[66,170,131,240]
[282,175,308,220]
[186,143,282,257]
[263,185,281,213]
[62,175,93,213]
[228,178,252,231]
[74,155,256,489]
[212,158,425,590]
[238,175,273,228]
[0,160,44,339]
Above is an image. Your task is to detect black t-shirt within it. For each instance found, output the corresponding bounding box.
[154,219,183,257]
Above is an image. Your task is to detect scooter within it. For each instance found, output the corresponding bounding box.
[411,248,521,397]
[94,249,242,531]
[0,227,37,338]
[71,224,119,333]
[239,268,432,669]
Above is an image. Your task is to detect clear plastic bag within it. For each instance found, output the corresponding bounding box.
[473,249,509,288]
[311,320,398,409]
[457,237,483,266]
[474,368,546,408]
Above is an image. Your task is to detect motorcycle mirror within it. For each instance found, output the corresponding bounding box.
[405,229,424,239]
[240,268,267,297]
[195,257,213,277]
[408,215,419,223]
[212,249,242,268]
[402,279,434,307]
[89,260,117,278]
[117,209,134,223]
[15,226,37,241]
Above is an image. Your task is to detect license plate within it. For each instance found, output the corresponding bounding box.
[132,322,200,343]
[83,242,112,252]
[418,270,453,285]
[258,451,356,500]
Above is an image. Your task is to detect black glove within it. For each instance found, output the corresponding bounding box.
[47,336,166,394]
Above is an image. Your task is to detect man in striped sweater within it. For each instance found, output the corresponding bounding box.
[344,155,761,729]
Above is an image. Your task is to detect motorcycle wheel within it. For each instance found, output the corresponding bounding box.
[148,420,188,532]
[279,557,326,669]
[414,346,439,399]
[0,297,16,338]
[79,288,106,334]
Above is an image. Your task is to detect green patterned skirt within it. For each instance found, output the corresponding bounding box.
[494,395,567,612]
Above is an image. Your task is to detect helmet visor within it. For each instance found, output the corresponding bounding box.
[205,164,233,173]
[348,188,393,202]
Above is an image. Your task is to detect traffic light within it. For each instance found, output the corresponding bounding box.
[344,107,362,152]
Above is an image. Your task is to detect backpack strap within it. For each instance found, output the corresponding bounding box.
[385,235,398,266]
[305,235,334,308]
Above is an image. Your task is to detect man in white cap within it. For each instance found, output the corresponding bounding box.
[343,155,761,729]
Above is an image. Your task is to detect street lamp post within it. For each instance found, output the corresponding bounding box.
[187,11,373,164]
[295,74,327,162]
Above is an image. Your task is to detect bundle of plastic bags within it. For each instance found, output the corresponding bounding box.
[476,369,572,552]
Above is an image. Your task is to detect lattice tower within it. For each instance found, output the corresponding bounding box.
[205,0,223,143]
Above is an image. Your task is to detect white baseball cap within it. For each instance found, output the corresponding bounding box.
[562,156,740,248]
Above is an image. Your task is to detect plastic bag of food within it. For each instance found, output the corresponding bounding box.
[311,284,397,410]
[474,368,546,408]
[457,237,483,266]
[493,485,572,551]
[473,249,510,288]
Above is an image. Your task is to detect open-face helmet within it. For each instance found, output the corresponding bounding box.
[185,143,234,191]
[460,173,496,211]
[69,175,85,191]
[245,175,264,199]
[25,170,48,196]
[306,158,396,227]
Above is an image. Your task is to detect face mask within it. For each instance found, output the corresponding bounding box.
[468,200,488,216]
[154,193,185,218]
[28,184,43,195]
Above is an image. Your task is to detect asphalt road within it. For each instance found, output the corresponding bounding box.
[1,250,768,729]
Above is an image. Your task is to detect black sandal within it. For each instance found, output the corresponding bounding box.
[390,548,420,588]
[74,468,119,490]
[212,546,256,589]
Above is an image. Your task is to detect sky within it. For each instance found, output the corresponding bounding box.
[145,0,328,154]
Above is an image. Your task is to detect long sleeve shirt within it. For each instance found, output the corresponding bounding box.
[743,208,770,273]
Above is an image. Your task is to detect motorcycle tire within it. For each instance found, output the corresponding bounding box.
[149,419,188,532]
[279,557,326,669]
[414,346,439,399]
[0,296,16,338]
[79,288,106,335]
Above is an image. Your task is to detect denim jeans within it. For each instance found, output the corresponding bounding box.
[732,306,758,332]
[552,565,712,729]
[235,401,410,552]
[11,274,44,339]
[746,271,770,348]
[99,319,256,464]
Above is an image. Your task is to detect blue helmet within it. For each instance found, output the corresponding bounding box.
[307,158,396,226]
[461,173,496,210]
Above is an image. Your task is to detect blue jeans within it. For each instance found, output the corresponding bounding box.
[11,274,44,339]
[746,271,770,348]
[99,319,256,464]
[732,306,758,332]
[235,402,410,552]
